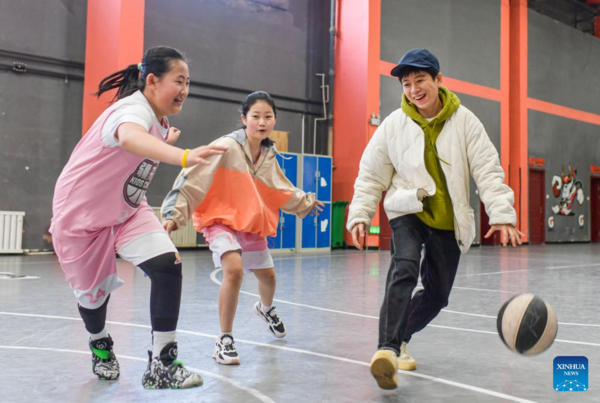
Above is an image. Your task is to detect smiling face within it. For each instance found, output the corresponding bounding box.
[145,59,190,120]
[401,71,443,118]
[241,100,276,144]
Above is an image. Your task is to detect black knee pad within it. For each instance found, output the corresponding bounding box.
[78,294,111,334]
[138,253,183,332]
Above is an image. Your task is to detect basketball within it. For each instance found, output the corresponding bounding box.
[497,294,558,355]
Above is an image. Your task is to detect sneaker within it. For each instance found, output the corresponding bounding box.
[212,334,240,365]
[142,341,203,389]
[89,335,120,380]
[370,349,398,390]
[253,301,286,338]
[398,342,417,371]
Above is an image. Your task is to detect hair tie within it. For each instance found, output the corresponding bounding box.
[137,62,142,71]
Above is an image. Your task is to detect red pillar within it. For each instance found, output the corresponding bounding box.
[82,0,145,135]
[587,1,600,38]
[509,0,529,242]
[332,0,381,248]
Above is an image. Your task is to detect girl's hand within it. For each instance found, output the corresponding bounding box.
[163,219,178,234]
[166,127,181,145]
[309,200,325,216]
[185,145,229,167]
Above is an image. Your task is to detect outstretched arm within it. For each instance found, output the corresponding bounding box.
[118,123,227,167]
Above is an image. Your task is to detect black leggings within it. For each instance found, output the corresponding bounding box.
[78,252,183,334]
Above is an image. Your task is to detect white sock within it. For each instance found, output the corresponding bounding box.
[89,326,109,341]
[260,303,273,313]
[152,330,176,358]
[220,331,233,339]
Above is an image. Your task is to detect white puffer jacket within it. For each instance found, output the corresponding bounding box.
[346,105,517,253]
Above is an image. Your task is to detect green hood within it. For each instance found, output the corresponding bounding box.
[401,86,460,126]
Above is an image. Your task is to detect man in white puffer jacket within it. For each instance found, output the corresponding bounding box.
[346,49,523,390]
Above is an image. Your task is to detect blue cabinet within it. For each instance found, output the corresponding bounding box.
[300,155,332,251]
[268,153,299,251]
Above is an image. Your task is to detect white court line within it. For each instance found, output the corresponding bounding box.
[0,345,274,403]
[210,269,600,331]
[457,262,600,277]
[0,312,536,403]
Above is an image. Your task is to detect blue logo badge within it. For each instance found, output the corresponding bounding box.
[554,356,588,392]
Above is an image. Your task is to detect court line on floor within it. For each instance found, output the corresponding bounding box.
[456,263,600,277]
[0,345,274,403]
[210,269,600,336]
[0,312,536,403]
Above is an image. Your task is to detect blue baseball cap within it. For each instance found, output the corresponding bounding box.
[390,48,440,78]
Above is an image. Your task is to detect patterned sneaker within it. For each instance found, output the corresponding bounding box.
[89,335,120,380]
[370,349,398,390]
[212,334,240,365]
[398,342,417,371]
[253,301,286,338]
[142,342,203,389]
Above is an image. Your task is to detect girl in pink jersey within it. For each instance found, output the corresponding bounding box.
[162,91,324,365]
[50,46,227,389]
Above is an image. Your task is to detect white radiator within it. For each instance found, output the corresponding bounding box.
[152,208,202,248]
[0,211,25,254]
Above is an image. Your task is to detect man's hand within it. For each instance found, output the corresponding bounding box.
[485,224,524,247]
[166,127,181,145]
[163,219,178,235]
[417,188,429,201]
[351,223,366,250]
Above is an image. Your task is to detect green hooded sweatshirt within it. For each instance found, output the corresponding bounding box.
[401,86,461,230]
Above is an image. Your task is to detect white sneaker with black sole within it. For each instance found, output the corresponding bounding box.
[213,334,240,365]
[254,301,286,338]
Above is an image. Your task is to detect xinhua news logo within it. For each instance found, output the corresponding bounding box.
[554,356,588,392]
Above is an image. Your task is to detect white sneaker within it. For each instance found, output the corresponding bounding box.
[212,335,240,365]
[398,342,417,371]
[254,301,286,338]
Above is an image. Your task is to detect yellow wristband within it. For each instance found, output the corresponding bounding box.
[181,149,191,168]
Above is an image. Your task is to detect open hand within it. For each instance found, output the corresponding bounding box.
[485,224,524,247]
[309,200,325,216]
[185,144,228,167]
[351,223,366,250]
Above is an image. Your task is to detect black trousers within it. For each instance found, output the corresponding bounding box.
[378,215,461,353]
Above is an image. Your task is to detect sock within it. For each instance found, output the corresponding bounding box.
[89,326,109,341]
[220,331,233,338]
[152,330,176,359]
[260,302,273,313]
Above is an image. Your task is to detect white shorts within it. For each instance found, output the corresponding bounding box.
[202,224,273,272]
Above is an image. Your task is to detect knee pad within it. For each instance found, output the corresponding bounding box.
[78,294,111,334]
[138,253,183,332]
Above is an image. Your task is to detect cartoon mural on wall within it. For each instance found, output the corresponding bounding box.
[551,164,585,216]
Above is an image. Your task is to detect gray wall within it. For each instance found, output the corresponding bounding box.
[379,0,502,243]
[528,10,600,242]
[0,0,87,251]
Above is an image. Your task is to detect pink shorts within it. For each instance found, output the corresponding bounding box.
[52,204,177,309]
[202,224,273,272]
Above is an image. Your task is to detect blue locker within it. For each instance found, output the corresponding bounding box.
[316,202,331,248]
[269,153,298,250]
[317,156,332,202]
[302,156,318,194]
[301,214,317,249]
[281,213,296,248]
[283,154,298,186]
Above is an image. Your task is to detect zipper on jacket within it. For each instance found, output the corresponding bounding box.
[252,148,269,177]
[438,161,463,247]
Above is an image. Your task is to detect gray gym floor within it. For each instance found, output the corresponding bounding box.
[1,244,599,402]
